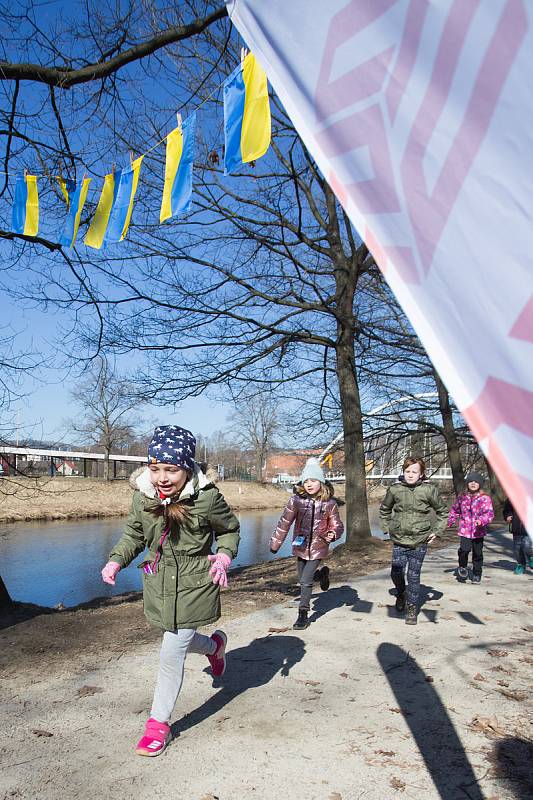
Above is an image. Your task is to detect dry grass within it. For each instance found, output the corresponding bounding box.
[0,476,289,523]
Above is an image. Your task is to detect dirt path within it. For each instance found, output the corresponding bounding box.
[1,529,531,800]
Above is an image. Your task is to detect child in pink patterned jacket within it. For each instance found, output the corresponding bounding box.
[270,458,344,630]
[448,471,494,584]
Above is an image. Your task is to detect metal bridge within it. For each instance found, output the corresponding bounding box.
[0,445,145,478]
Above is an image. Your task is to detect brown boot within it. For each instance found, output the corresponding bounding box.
[405,603,418,625]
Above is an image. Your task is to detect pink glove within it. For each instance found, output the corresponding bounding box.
[207,553,231,588]
[101,561,121,585]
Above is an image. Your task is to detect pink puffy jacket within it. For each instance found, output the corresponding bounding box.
[447,492,494,539]
[270,494,344,560]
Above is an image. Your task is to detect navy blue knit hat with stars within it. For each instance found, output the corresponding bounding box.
[147,425,196,471]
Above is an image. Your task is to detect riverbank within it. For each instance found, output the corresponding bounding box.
[0,476,293,523]
[1,528,531,800]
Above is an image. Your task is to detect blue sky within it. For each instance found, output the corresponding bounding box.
[1,293,231,444]
[0,1,238,444]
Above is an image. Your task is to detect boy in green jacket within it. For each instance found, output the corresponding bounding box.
[380,456,448,625]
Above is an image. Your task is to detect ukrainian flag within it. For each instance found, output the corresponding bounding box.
[104,156,144,244]
[59,178,91,248]
[57,178,76,210]
[223,52,271,175]
[84,172,119,249]
[12,175,39,236]
[84,156,143,249]
[160,113,196,223]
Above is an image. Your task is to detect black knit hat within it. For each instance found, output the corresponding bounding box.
[465,471,484,488]
[147,425,196,471]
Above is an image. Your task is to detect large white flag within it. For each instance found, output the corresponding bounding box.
[227,0,533,527]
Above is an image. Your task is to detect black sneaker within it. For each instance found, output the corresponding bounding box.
[405,604,418,625]
[395,591,406,613]
[319,566,330,591]
[471,574,481,584]
[293,610,309,630]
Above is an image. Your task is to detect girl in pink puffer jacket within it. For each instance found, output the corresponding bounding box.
[448,471,494,584]
[270,458,344,630]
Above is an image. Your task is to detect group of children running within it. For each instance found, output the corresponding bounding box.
[101,424,531,757]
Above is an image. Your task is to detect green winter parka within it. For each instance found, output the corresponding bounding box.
[109,465,240,631]
[379,478,448,548]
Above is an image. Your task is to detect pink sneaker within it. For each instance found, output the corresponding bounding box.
[135,718,171,757]
[207,630,227,677]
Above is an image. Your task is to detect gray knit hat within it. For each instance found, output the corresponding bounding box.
[299,457,325,483]
[465,471,484,488]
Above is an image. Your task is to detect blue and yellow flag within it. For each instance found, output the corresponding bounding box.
[12,175,39,236]
[84,172,119,249]
[57,178,76,210]
[59,178,91,248]
[104,156,144,244]
[223,52,271,175]
[160,113,196,223]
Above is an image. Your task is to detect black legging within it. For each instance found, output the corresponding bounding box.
[458,536,484,576]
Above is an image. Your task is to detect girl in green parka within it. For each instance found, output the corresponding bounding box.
[379,456,448,625]
[101,425,240,757]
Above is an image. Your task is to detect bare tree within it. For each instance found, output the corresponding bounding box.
[0,574,11,611]
[2,1,474,548]
[0,328,42,609]
[0,1,228,239]
[1,12,379,545]
[227,397,280,483]
[67,358,141,480]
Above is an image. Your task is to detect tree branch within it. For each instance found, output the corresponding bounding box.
[0,7,228,88]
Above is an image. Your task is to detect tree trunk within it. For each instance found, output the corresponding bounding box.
[433,368,465,495]
[256,452,264,483]
[103,451,111,481]
[0,573,12,612]
[336,341,371,546]
[483,456,506,516]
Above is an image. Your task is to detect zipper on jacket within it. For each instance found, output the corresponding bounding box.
[308,501,315,557]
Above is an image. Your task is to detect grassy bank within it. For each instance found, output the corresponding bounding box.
[0,476,291,524]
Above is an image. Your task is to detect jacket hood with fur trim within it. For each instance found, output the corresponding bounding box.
[129,462,211,502]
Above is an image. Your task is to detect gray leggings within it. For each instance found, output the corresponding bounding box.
[150,629,216,723]
[297,557,322,611]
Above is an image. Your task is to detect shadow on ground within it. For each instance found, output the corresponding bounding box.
[492,737,533,799]
[170,635,305,741]
[307,585,373,624]
[0,600,55,631]
[378,642,484,800]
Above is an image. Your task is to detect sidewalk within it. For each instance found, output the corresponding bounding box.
[2,530,532,800]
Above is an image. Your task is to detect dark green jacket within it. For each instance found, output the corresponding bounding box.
[379,479,448,548]
[109,466,240,631]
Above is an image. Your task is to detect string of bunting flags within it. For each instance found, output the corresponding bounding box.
[10,51,271,249]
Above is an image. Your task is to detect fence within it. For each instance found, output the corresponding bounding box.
[0,446,145,479]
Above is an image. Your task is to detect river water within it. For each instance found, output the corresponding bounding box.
[0,505,384,608]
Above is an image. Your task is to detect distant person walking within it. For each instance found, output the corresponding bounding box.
[448,471,494,584]
[100,425,240,757]
[270,458,344,630]
[503,496,533,575]
[380,457,448,625]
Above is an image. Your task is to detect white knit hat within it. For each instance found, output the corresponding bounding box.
[299,457,325,483]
